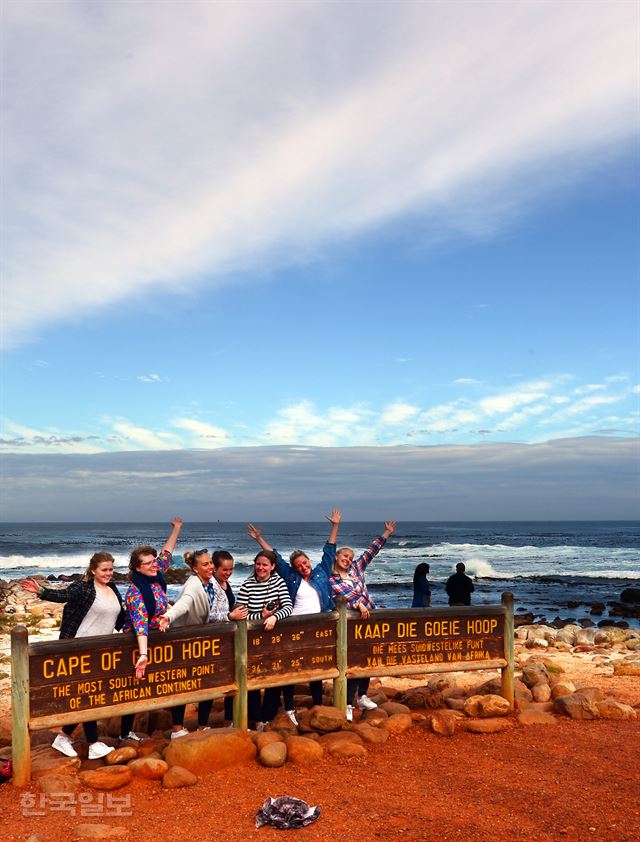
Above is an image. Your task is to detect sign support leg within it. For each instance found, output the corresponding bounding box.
[501,592,515,709]
[11,625,31,786]
[333,601,347,712]
[233,621,248,730]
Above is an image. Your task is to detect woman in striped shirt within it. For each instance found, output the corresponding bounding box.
[236,550,293,728]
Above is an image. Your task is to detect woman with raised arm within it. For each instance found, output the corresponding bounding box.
[158,549,247,734]
[247,509,341,724]
[120,517,183,741]
[20,552,125,759]
[235,550,293,729]
[330,520,397,721]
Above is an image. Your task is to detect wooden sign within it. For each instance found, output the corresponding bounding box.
[347,608,506,675]
[28,623,236,720]
[246,613,337,687]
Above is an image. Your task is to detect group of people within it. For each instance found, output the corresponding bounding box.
[411,561,475,608]
[21,512,398,757]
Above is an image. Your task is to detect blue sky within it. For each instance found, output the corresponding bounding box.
[1,1,639,518]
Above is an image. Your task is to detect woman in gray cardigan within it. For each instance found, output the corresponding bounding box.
[159,549,247,737]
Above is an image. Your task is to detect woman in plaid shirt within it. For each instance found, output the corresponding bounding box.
[330,520,397,720]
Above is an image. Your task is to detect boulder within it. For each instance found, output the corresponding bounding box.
[465,718,513,734]
[382,713,413,735]
[516,710,557,726]
[399,686,443,710]
[351,722,390,744]
[520,663,549,689]
[105,747,137,766]
[445,697,466,712]
[550,681,577,699]
[429,710,460,737]
[126,757,168,780]
[620,587,640,603]
[362,708,388,726]
[327,741,368,758]
[78,765,132,791]
[554,693,600,720]
[253,731,284,751]
[31,752,81,780]
[36,774,81,794]
[72,825,127,839]
[531,683,552,703]
[319,731,363,748]
[595,700,637,721]
[379,701,412,716]
[163,730,256,774]
[284,735,324,765]
[463,694,510,718]
[162,765,198,788]
[259,742,287,768]
[307,706,346,733]
[575,628,597,645]
[137,738,168,757]
[613,661,640,676]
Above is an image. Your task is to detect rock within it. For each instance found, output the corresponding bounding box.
[620,587,640,603]
[351,722,390,744]
[31,752,81,780]
[516,710,557,726]
[127,757,168,780]
[575,628,596,645]
[382,713,413,734]
[162,765,198,788]
[72,824,127,839]
[553,693,600,720]
[137,738,168,757]
[463,694,511,718]
[521,663,549,689]
[259,741,287,767]
[445,697,467,711]
[253,731,284,751]
[379,684,403,699]
[36,618,58,629]
[473,677,503,695]
[465,718,513,734]
[626,639,640,651]
[526,637,549,649]
[551,681,577,699]
[556,625,580,645]
[595,700,637,720]
[163,730,256,774]
[576,687,606,702]
[379,701,412,716]
[595,627,629,645]
[362,708,388,726]
[430,710,460,736]
[284,735,324,764]
[105,747,137,765]
[320,731,367,757]
[613,661,640,676]
[531,682,552,703]
[327,741,368,758]
[268,711,299,738]
[78,765,132,790]
[307,706,346,733]
[36,774,81,794]
[398,686,443,710]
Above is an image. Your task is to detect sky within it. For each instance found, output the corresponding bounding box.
[1,0,639,520]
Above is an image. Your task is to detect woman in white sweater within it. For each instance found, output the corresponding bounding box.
[159,549,247,737]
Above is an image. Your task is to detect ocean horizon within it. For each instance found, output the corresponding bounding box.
[1,520,638,627]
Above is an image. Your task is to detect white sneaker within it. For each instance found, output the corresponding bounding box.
[120,731,142,743]
[170,728,189,739]
[357,694,378,711]
[345,705,354,722]
[52,733,78,757]
[286,709,299,726]
[88,742,115,760]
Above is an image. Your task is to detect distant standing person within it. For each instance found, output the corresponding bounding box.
[445,562,474,606]
[412,562,431,607]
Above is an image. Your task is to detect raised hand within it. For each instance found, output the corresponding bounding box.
[170,518,184,529]
[325,508,342,525]
[383,521,397,538]
[247,523,262,541]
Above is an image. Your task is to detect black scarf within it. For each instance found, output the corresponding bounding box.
[131,569,167,622]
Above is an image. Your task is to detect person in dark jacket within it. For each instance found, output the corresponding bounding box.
[21,552,125,759]
[412,562,431,607]
[445,562,474,606]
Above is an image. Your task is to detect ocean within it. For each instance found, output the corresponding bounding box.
[1,521,639,627]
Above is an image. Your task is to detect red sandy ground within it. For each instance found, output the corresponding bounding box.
[1,717,639,842]
[1,655,639,842]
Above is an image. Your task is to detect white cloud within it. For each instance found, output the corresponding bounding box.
[111,421,181,451]
[172,417,231,447]
[137,374,165,383]
[453,378,482,385]
[380,402,420,425]
[2,1,637,344]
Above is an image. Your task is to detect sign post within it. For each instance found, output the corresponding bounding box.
[501,592,515,708]
[11,625,31,787]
